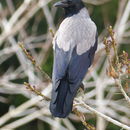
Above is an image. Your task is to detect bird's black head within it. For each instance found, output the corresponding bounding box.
[54,0,84,16]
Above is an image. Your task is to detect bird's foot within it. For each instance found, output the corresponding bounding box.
[79,83,85,91]
[77,83,85,98]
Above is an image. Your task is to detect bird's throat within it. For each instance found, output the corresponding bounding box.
[64,2,84,17]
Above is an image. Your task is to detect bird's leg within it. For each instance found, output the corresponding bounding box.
[77,82,85,98]
[79,82,85,91]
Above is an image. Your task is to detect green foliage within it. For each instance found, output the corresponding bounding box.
[0,99,9,116]
[107,122,121,130]
[90,5,105,33]
[42,49,53,77]
[9,94,28,107]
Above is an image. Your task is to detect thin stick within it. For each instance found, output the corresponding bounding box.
[75,99,130,130]
[19,42,52,82]
[24,82,50,101]
[104,26,130,105]
[73,108,95,130]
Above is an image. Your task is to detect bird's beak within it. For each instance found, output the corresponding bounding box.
[53,1,69,8]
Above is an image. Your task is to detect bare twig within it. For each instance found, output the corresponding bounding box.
[19,42,52,82]
[75,99,130,130]
[24,82,51,101]
[104,26,130,105]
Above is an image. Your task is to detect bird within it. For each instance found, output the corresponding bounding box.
[50,0,98,118]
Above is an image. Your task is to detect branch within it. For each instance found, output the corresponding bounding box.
[22,82,130,130]
[103,26,130,105]
[75,99,130,130]
[115,78,130,105]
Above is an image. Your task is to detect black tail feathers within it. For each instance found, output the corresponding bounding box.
[50,78,75,118]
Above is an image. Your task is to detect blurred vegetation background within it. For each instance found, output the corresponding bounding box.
[0,0,130,130]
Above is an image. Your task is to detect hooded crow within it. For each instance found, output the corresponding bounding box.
[50,0,98,118]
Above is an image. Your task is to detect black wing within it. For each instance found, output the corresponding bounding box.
[50,33,98,118]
